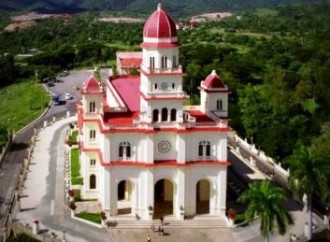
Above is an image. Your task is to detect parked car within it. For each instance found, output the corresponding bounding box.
[65,93,72,100]
[57,70,69,77]
[46,82,55,87]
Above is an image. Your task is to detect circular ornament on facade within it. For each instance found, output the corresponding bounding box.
[158,140,171,153]
[161,82,169,90]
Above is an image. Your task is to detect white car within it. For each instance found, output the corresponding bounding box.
[65,93,72,100]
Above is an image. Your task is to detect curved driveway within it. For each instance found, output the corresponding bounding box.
[0,70,99,236]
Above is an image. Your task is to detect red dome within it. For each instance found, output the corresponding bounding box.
[143,3,177,38]
[204,70,225,88]
[81,75,102,94]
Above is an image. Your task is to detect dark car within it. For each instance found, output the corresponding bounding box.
[46,82,55,87]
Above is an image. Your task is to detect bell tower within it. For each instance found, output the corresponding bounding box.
[139,3,186,124]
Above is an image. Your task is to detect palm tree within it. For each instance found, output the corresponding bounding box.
[238,180,293,242]
[287,145,330,240]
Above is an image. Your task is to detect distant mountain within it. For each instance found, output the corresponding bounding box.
[0,0,320,16]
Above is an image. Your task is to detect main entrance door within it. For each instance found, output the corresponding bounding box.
[117,180,132,215]
[154,179,173,219]
[196,179,210,214]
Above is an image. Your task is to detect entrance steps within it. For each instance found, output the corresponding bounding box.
[106,215,228,229]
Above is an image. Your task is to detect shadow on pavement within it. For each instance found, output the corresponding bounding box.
[10,142,28,151]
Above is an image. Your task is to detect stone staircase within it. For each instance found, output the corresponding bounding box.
[106,215,228,229]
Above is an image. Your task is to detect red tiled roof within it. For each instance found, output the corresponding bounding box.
[186,110,215,122]
[110,75,140,112]
[204,70,225,88]
[120,58,142,69]
[143,3,177,39]
[103,112,139,125]
[81,75,101,94]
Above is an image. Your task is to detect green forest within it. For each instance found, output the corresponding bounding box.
[0,2,330,163]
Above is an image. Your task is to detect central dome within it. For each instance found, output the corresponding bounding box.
[143,3,177,39]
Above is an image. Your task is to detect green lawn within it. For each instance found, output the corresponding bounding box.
[0,81,50,132]
[71,148,83,185]
[75,212,101,224]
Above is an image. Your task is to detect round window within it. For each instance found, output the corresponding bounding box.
[158,140,171,153]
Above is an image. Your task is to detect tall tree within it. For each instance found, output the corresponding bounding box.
[287,145,330,240]
[238,180,293,242]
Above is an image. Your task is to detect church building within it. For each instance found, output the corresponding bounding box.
[77,3,230,221]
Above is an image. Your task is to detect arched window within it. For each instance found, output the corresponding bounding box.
[170,109,176,121]
[119,142,131,160]
[153,109,159,122]
[161,108,168,121]
[89,130,96,140]
[154,83,158,90]
[89,102,96,112]
[172,83,175,89]
[216,99,223,111]
[150,57,155,70]
[90,159,96,167]
[161,56,168,69]
[90,174,96,189]
[172,56,177,68]
[198,140,211,158]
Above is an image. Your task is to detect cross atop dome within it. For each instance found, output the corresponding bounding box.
[157,3,162,11]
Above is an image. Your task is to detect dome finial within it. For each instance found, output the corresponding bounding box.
[157,3,162,11]
[211,70,217,76]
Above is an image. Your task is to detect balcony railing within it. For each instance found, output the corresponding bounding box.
[143,65,183,74]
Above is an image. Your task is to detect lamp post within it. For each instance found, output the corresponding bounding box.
[62,229,66,242]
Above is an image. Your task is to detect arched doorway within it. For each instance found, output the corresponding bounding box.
[117,180,132,215]
[154,179,173,218]
[196,179,210,214]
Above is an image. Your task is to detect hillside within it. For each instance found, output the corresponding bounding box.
[0,0,323,16]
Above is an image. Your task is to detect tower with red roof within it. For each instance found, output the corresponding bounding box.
[77,3,230,225]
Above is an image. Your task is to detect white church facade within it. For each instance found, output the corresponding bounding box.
[77,3,230,221]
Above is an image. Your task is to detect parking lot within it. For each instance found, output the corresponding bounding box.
[44,69,111,116]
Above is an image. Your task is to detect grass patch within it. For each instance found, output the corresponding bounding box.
[75,212,101,224]
[0,80,50,132]
[71,148,83,185]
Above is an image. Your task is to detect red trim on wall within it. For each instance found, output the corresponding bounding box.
[82,118,230,133]
[140,42,179,48]
[199,86,230,93]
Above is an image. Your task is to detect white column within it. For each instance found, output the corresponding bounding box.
[145,135,154,163]
[143,168,154,220]
[176,134,186,163]
[218,169,227,216]
[185,168,195,215]
[176,169,185,219]
[109,171,117,216]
